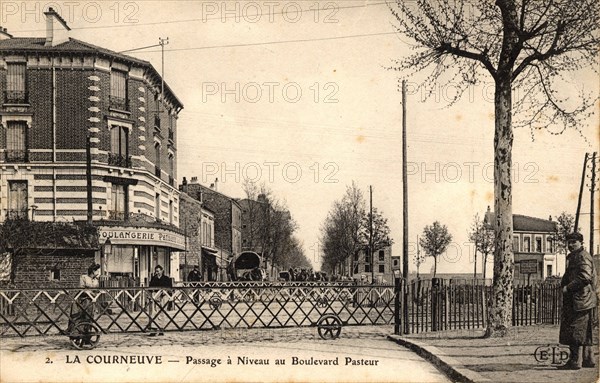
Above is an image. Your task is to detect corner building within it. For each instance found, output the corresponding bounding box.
[0,10,185,286]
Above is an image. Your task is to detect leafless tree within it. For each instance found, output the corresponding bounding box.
[389,0,599,336]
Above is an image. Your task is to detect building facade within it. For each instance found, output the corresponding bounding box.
[484,207,561,283]
[180,177,241,280]
[347,246,394,284]
[0,9,185,287]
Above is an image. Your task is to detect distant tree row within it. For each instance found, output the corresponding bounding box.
[319,182,393,276]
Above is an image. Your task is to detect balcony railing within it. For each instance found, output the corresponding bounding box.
[3,90,28,104]
[4,149,28,163]
[109,95,129,111]
[155,165,161,178]
[107,153,132,168]
[6,209,28,220]
[107,210,126,221]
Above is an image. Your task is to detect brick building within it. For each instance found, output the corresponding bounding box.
[347,246,395,284]
[180,177,241,280]
[176,192,216,282]
[0,9,185,287]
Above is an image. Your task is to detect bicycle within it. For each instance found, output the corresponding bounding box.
[65,294,102,350]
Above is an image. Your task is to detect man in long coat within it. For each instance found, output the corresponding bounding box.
[558,232,597,369]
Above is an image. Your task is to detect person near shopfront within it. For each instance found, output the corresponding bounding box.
[148,265,172,336]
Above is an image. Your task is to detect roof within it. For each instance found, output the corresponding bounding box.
[0,37,183,109]
[484,211,557,233]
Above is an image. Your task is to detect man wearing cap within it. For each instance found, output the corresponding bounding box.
[558,232,598,370]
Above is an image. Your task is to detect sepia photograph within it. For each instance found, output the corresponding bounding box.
[0,1,598,382]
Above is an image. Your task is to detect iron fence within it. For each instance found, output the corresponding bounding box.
[0,283,395,338]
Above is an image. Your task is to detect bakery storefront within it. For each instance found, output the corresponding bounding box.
[97,226,186,286]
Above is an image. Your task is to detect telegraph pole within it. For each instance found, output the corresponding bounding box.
[369,185,374,283]
[589,152,597,255]
[575,153,588,231]
[402,79,409,334]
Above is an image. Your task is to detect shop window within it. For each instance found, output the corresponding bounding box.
[7,180,28,220]
[6,121,27,162]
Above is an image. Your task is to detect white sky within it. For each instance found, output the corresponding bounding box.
[2,0,598,274]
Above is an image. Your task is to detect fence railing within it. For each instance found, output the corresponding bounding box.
[403,280,562,334]
[0,283,395,338]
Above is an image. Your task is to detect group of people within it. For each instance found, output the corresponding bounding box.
[287,268,327,282]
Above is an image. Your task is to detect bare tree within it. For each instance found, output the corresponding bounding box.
[412,237,426,279]
[469,213,495,281]
[420,221,453,278]
[389,0,599,336]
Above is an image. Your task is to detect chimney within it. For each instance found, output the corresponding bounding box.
[190,176,198,184]
[0,27,13,40]
[182,177,188,186]
[549,215,552,221]
[214,178,218,192]
[44,8,71,47]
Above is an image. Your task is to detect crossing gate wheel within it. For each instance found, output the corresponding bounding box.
[209,295,223,310]
[317,314,342,340]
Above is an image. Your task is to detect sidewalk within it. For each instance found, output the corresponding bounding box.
[389,324,599,383]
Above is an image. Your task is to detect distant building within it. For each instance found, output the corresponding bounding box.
[484,206,561,283]
[180,177,241,281]
[346,246,394,284]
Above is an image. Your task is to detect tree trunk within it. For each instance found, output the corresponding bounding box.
[433,256,437,278]
[486,74,515,337]
[474,247,478,281]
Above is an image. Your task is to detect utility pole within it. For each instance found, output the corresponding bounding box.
[369,185,374,284]
[575,153,588,231]
[589,152,597,255]
[401,79,409,334]
[159,37,169,105]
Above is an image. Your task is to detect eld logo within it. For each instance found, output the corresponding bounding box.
[534,345,570,365]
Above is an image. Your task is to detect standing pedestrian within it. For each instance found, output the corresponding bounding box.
[558,232,598,370]
[187,265,202,283]
[148,265,172,336]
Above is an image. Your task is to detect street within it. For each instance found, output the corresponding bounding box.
[0,326,449,382]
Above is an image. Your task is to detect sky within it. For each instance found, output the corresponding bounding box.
[1,0,598,274]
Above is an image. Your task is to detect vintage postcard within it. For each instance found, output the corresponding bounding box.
[0,1,598,382]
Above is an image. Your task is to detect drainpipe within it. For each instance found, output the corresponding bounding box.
[52,61,57,220]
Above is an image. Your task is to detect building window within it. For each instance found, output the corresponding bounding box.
[5,63,27,103]
[365,264,371,273]
[547,238,554,253]
[110,69,128,110]
[523,237,531,253]
[168,153,174,186]
[378,250,385,261]
[546,264,553,278]
[109,126,130,167]
[7,180,28,220]
[379,264,385,273]
[109,183,127,220]
[154,143,161,178]
[50,268,61,281]
[155,193,160,219]
[393,259,399,267]
[535,237,542,253]
[354,252,359,262]
[169,200,173,224]
[5,121,27,162]
[513,236,519,252]
[364,250,370,264]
